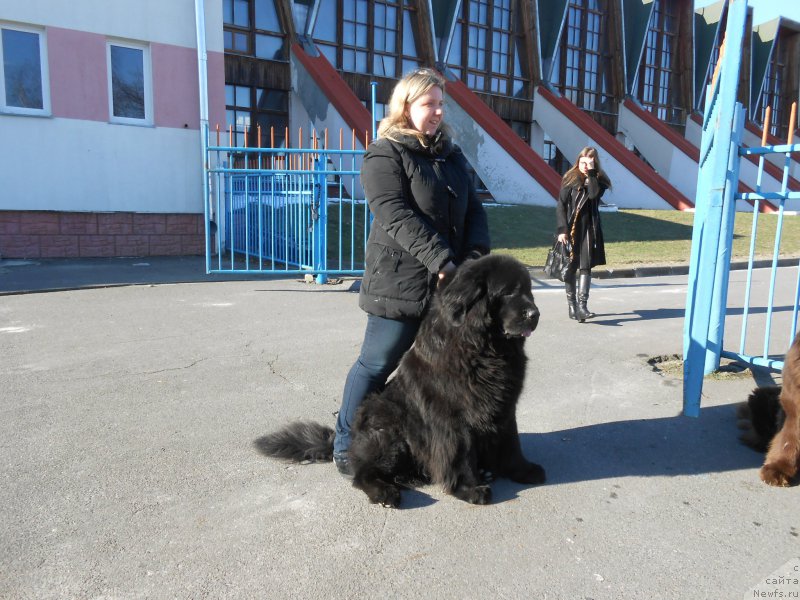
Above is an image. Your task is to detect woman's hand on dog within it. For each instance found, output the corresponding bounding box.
[438,261,457,287]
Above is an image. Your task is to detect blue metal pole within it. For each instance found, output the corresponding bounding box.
[763,194,786,358]
[683,0,748,417]
[705,103,745,374]
[792,258,800,344]
[370,81,378,142]
[315,152,329,285]
[762,136,795,356]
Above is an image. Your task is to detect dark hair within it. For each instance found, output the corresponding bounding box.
[561,147,612,190]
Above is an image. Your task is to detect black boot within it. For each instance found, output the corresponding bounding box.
[577,272,595,322]
[564,272,578,320]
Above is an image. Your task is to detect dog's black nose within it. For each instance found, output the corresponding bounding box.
[524,307,539,320]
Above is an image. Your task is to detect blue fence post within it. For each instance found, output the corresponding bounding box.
[683,0,748,417]
[203,124,212,274]
[705,102,745,374]
[370,81,378,142]
[315,153,328,284]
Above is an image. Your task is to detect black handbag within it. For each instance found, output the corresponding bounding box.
[543,239,571,281]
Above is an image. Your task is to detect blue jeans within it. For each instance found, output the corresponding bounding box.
[333,314,420,457]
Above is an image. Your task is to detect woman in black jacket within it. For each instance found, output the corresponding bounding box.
[333,68,490,476]
[556,147,611,323]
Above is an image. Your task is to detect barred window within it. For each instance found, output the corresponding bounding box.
[758,36,786,138]
[314,0,420,77]
[342,0,369,72]
[551,0,614,130]
[636,0,683,126]
[223,0,287,61]
[447,0,528,98]
[225,84,288,148]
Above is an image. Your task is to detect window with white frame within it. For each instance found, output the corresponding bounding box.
[107,41,152,125]
[0,25,50,115]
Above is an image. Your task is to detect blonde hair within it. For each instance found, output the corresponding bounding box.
[378,67,450,144]
[561,146,612,190]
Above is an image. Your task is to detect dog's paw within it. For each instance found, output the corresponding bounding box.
[369,484,401,508]
[510,462,546,485]
[760,464,793,487]
[455,483,492,505]
[478,468,495,483]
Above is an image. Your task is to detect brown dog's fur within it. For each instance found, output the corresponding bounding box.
[739,334,800,487]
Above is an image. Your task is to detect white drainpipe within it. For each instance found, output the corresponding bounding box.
[194,0,213,269]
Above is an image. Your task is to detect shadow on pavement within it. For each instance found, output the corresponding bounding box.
[517,403,762,488]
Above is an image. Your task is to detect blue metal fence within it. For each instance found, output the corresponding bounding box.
[727,136,800,370]
[203,128,369,283]
[683,0,800,416]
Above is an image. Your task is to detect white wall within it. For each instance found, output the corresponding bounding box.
[3,117,203,212]
[0,0,224,52]
[445,101,555,206]
[685,117,702,147]
[618,103,699,200]
[0,0,222,215]
[687,116,798,210]
[741,126,800,181]
[532,90,675,209]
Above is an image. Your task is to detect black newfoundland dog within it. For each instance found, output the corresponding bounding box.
[255,254,546,507]
[737,333,800,486]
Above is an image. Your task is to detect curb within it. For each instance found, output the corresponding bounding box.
[533,257,797,281]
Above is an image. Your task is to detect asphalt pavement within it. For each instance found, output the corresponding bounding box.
[0,257,797,599]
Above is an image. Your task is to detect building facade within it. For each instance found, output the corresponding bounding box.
[1,0,798,258]
[0,1,225,258]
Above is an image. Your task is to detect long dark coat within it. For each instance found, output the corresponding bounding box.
[555,170,608,269]
[358,131,490,319]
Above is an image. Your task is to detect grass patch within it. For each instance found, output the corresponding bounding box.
[486,205,800,271]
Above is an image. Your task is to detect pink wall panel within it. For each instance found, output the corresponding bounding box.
[46,28,224,131]
[207,51,227,132]
[47,27,109,121]
[152,46,226,131]
[152,43,200,129]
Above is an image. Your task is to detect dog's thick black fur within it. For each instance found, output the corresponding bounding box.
[737,386,784,453]
[255,254,546,507]
[737,333,800,486]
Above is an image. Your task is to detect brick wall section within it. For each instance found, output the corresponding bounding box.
[0,211,206,258]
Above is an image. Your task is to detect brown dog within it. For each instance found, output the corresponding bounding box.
[756,333,800,487]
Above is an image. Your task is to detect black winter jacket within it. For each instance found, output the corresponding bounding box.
[555,169,608,269]
[359,131,490,319]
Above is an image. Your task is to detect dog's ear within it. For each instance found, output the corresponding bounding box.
[440,274,487,326]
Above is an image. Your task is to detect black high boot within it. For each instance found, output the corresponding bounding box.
[577,272,595,322]
[564,271,578,320]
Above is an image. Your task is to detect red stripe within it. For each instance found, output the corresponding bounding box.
[291,43,372,143]
[537,86,694,210]
[630,104,776,213]
[692,113,779,213]
[623,98,700,161]
[446,78,561,199]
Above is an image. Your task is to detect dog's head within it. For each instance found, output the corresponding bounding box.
[438,255,539,339]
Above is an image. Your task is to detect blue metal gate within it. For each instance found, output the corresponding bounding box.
[683,0,800,416]
[203,127,369,283]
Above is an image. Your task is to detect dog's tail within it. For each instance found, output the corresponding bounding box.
[737,386,784,452]
[254,421,335,463]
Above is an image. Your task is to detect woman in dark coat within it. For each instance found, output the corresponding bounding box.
[333,68,490,475]
[556,147,611,323]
